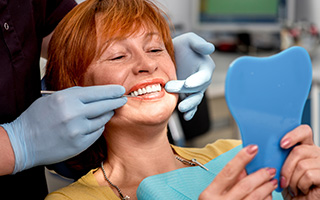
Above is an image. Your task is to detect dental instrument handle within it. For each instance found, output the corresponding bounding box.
[41,90,56,95]
[41,90,134,98]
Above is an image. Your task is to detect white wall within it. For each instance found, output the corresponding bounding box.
[76,0,320,31]
[309,0,320,28]
[296,0,320,28]
[155,0,192,32]
[76,0,193,33]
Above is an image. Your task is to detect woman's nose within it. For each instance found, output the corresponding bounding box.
[132,53,158,75]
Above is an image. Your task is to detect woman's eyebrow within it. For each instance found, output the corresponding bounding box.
[144,32,164,46]
[98,37,125,57]
[101,37,124,48]
[99,32,162,54]
[144,32,161,40]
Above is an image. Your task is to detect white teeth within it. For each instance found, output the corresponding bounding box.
[130,84,162,97]
[146,86,152,93]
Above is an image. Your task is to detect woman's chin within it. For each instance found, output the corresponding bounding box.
[110,92,178,127]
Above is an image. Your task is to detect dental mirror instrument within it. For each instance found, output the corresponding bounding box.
[225,46,312,192]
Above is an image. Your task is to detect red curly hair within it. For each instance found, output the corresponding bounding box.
[45,0,175,178]
[46,0,174,90]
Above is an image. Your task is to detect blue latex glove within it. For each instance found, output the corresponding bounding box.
[165,33,215,121]
[1,85,127,174]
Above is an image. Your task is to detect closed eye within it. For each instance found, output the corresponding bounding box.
[110,55,125,61]
[149,49,163,53]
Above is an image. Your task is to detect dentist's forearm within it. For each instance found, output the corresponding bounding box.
[0,126,15,175]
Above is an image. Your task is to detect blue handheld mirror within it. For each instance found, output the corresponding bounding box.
[225,46,312,192]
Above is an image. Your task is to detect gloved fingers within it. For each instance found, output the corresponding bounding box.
[165,80,186,93]
[178,92,204,113]
[166,80,209,94]
[88,111,115,130]
[77,113,112,148]
[83,97,127,119]
[174,32,215,55]
[65,85,126,103]
[183,107,197,121]
[75,111,114,140]
[63,126,106,160]
[85,111,114,134]
[81,126,105,147]
[187,33,215,55]
[184,63,214,88]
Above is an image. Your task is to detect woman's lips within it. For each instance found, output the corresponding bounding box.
[128,78,166,100]
[129,83,161,97]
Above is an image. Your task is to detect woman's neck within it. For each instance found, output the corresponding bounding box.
[95,123,185,199]
[105,123,180,175]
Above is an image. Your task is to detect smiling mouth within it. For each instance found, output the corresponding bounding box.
[129,84,162,97]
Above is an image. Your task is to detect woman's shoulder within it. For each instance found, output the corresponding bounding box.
[202,139,242,154]
[45,169,119,200]
[172,139,242,164]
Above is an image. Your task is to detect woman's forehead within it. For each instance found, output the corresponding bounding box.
[96,16,160,38]
[97,25,162,47]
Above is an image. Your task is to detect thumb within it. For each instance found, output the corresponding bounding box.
[165,80,186,93]
[187,33,215,55]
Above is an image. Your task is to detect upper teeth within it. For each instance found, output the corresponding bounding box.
[130,84,162,97]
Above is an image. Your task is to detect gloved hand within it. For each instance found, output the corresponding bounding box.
[165,33,215,121]
[1,85,127,174]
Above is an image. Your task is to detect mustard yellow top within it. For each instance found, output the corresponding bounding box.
[45,139,242,200]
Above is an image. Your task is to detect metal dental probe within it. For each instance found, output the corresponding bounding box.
[40,90,56,95]
[41,90,135,98]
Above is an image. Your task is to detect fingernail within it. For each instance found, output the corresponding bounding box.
[246,145,258,155]
[281,138,291,148]
[267,168,276,177]
[270,179,278,188]
[280,176,287,188]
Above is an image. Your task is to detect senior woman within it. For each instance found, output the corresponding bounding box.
[45,0,320,199]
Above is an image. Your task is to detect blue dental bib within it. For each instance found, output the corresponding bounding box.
[136,145,283,199]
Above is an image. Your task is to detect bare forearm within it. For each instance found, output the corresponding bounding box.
[0,126,14,175]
